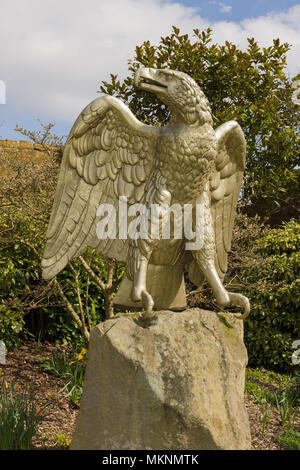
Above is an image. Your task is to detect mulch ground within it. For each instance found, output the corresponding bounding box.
[0,340,294,450]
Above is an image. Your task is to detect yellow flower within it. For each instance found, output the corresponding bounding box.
[76,347,87,360]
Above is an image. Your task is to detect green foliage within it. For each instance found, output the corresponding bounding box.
[245,367,290,404]
[0,221,41,347]
[35,345,87,405]
[0,380,47,450]
[41,255,109,343]
[100,27,300,216]
[259,399,272,437]
[242,220,300,372]
[246,367,299,440]
[55,433,71,449]
[0,144,59,346]
[0,208,77,345]
[256,220,300,255]
[246,367,290,388]
[276,428,300,450]
[275,370,300,429]
[273,392,298,428]
[245,380,277,405]
[42,307,82,345]
[0,307,24,349]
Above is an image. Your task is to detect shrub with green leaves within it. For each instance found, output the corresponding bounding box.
[242,219,300,372]
[0,231,40,348]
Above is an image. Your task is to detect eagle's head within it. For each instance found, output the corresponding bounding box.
[134,67,213,126]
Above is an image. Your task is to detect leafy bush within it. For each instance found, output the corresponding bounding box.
[0,307,24,350]
[0,229,42,348]
[0,140,60,346]
[242,219,300,372]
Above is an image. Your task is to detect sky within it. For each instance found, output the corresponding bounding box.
[0,0,299,141]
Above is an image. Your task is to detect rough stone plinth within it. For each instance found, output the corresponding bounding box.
[71,309,251,450]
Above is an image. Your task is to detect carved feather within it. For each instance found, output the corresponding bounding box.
[41,96,159,280]
[210,121,246,280]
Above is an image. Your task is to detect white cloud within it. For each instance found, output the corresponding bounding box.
[211,5,300,79]
[218,3,232,14]
[0,0,299,128]
[0,0,207,122]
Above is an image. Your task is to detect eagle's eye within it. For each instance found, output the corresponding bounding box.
[157,71,173,82]
[164,74,173,82]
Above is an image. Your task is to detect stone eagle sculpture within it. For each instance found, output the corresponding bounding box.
[41,68,250,322]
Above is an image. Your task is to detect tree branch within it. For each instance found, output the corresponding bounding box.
[53,278,90,342]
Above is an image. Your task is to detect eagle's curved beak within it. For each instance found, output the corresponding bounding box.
[134,68,168,93]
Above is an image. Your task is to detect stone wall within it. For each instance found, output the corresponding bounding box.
[0,139,50,159]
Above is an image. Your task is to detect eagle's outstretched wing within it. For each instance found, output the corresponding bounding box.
[210,120,246,280]
[187,121,246,287]
[42,96,159,280]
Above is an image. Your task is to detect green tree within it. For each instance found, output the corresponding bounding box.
[100,27,300,221]
[242,219,300,372]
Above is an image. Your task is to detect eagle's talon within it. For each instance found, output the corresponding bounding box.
[140,310,158,327]
[227,292,250,321]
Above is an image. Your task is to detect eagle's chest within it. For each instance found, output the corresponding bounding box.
[154,125,216,203]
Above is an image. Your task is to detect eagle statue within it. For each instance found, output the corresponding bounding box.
[41,68,250,322]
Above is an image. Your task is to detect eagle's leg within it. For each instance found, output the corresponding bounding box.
[130,185,171,324]
[193,258,250,320]
[131,255,154,320]
[191,217,250,319]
